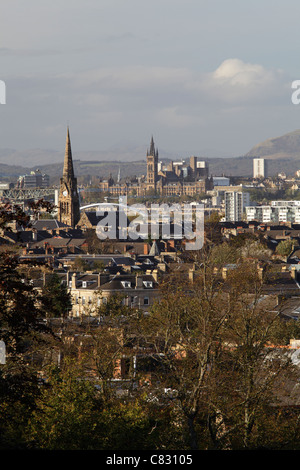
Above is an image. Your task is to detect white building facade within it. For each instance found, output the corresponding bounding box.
[224,191,250,222]
[246,200,300,223]
[253,158,267,179]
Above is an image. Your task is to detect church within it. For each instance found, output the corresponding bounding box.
[58,128,80,228]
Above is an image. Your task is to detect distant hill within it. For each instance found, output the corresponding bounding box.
[246,129,300,161]
[2,129,300,182]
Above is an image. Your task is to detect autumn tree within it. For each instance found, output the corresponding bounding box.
[207,262,298,449]
[138,267,233,450]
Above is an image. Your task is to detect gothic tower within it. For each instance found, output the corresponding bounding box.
[146,136,158,192]
[58,127,80,227]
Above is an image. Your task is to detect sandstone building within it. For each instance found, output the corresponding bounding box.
[58,128,80,227]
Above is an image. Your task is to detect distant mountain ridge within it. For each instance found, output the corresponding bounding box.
[1,129,300,181]
[246,129,300,161]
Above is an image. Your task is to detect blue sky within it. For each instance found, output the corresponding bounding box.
[1,0,300,161]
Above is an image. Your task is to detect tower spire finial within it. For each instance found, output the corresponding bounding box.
[63,127,74,179]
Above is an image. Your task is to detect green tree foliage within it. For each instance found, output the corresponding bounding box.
[41,273,72,318]
[0,252,53,449]
[27,359,163,450]
[72,256,91,272]
[0,201,55,449]
[275,239,296,257]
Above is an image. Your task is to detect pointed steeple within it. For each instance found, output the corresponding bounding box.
[149,135,155,156]
[58,127,80,228]
[63,127,74,179]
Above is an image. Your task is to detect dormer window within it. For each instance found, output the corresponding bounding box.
[82,281,87,288]
[121,281,131,288]
[143,281,153,288]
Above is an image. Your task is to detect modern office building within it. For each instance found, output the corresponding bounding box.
[17,169,49,188]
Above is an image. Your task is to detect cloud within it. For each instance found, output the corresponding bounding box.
[212,58,274,86]
[1,58,293,155]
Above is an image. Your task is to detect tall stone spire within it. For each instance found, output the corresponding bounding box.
[63,127,75,179]
[58,127,80,228]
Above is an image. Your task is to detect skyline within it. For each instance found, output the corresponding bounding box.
[1,1,300,162]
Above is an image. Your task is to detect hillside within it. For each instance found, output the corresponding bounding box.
[246,129,300,161]
[2,128,300,182]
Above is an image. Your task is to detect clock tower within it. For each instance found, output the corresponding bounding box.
[58,127,80,227]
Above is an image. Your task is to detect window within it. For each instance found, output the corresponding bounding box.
[82,281,87,288]
[102,297,107,305]
[121,281,131,288]
[143,297,149,305]
[82,296,85,305]
[143,281,153,288]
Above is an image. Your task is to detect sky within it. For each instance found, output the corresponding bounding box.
[1,0,300,162]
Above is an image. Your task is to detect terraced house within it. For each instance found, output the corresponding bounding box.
[67,270,160,318]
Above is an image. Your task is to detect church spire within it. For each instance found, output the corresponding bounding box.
[63,127,74,179]
[58,127,80,228]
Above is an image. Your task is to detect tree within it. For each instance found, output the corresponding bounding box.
[137,257,299,450]
[0,200,55,449]
[209,262,297,449]
[275,239,296,257]
[72,256,90,272]
[41,272,72,318]
[27,358,164,450]
[139,267,233,450]
[0,253,54,449]
[26,360,103,449]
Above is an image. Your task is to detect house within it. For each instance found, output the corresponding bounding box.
[67,271,160,318]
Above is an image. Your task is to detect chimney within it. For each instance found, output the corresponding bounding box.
[135,275,143,289]
[98,273,109,287]
[189,268,195,283]
[257,266,264,280]
[72,273,77,289]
